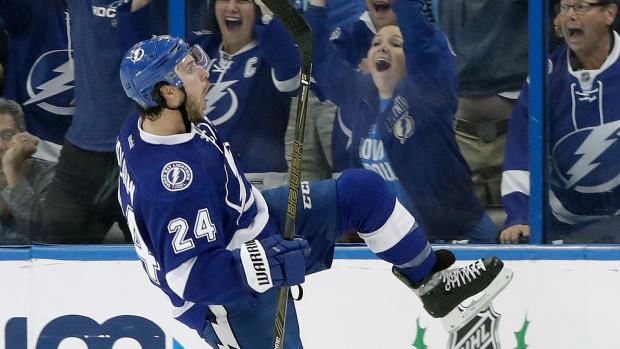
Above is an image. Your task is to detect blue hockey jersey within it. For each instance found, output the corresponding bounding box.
[307,0,486,240]
[189,17,301,180]
[0,0,74,160]
[117,112,283,335]
[502,31,620,241]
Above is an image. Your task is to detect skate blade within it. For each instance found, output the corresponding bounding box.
[441,268,513,333]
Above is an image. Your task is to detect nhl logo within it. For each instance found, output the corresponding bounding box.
[448,304,502,349]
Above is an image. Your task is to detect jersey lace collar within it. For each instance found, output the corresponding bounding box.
[137,118,197,145]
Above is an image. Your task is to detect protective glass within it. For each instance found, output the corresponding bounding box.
[555,2,607,14]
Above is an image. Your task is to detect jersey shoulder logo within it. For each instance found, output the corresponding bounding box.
[161,161,193,192]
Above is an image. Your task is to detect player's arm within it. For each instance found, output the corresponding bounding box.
[164,230,310,305]
[254,2,302,93]
[156,188,309,305]
[501,80,531,243]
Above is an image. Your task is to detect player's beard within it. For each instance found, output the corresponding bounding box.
[185,95,205,122]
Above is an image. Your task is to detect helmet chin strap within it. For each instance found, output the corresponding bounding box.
[165,87,191,133]
[179,103,191,133]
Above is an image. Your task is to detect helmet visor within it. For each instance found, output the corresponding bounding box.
[190,45,210,69]
[174,45,210,76]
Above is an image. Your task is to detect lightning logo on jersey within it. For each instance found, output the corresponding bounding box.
[554,119,620,193]
[24,50,75,116]
[205,59,240,125]
[208,305,241,349]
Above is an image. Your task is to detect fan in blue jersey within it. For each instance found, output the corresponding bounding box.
[188,0,302,190]
[117,35,513,346]
[308,0,497,243]
[0,0,74,162]
[501,0,620,244]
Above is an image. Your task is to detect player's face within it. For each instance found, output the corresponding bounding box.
[366,0,397,30]
[175,54,211,122]
[215,0,256,54]
[368,25,406,97]
[556,1,617,56]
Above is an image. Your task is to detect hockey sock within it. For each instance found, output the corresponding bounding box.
[335,169,435,283]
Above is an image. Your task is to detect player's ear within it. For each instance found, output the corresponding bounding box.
[157,84,182,109]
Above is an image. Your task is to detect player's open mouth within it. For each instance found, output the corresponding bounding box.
[375,58,391,72]
[373,1,392,13]
[225,17,242,31]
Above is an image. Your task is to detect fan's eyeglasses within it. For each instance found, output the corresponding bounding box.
[555,2,608,15]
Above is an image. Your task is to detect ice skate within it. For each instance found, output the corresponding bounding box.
[393,252,513,333]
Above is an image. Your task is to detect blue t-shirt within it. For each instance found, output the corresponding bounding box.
[64,0,163,152]
[359,123,416,214]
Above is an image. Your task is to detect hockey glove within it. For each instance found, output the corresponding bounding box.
[233,235,310,293]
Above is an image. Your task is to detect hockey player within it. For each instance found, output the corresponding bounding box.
[308,0,497,243]
[117,35,513,347]
[501,0,620,243]
[188,0,301,190]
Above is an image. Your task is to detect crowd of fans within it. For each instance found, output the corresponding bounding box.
[1,0,619,245]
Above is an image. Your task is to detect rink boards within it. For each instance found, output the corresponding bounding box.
[0,244,619,349]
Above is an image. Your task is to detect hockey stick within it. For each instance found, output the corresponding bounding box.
[258,0,313,348]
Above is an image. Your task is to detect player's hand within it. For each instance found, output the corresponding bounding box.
[233,235,310,293]
[499,224,530,244]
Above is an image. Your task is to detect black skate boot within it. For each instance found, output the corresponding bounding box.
[393,253,513,333]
